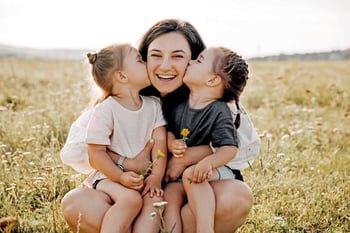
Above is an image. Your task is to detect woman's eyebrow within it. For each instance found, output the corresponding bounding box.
[149,49,161,52]
[173,50,187,54]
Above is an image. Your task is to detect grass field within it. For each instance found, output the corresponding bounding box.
[0,58,349,232]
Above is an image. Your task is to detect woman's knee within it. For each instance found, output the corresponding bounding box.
[214,180,253,219]
[61,188,112,233]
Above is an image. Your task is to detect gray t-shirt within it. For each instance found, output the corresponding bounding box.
[168,99,239,148]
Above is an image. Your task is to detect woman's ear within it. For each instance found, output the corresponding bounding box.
[206,75,222,87]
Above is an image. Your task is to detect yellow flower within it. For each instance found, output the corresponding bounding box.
[181,128,190,137]
[157,149,165,159]
[180,128,190,145]
[142,149,165,177]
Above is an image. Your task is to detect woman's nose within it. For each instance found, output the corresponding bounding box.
[159,57,171,70]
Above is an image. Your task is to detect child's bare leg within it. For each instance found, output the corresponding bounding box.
[133,194,164,233]
[97,179,142,233]
[163,182,185,233]
[183,166,215,233]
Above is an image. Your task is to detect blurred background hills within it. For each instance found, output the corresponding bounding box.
[1,44,349,61]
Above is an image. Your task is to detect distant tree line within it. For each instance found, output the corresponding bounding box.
[249,49,350,61]
[1,44,350,61]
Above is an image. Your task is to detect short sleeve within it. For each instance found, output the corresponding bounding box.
[85,102,113,146]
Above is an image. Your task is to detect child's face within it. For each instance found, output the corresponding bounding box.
[123,47,150,89]
[183,47,217,86]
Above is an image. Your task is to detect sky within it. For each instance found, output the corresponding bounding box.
[0,0,349,58]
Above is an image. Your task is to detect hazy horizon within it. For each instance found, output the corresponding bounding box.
[1,0,349,57]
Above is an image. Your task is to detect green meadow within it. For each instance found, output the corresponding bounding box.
[0,58,349,232]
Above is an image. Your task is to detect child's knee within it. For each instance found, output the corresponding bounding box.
[120,189,143,209]
[182,166,194,181]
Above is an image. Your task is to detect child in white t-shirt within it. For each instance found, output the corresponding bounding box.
[84,43,167,233]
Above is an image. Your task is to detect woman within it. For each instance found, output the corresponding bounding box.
[61,19,253,233]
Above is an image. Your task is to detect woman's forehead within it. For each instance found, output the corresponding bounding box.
[148,32,191,53]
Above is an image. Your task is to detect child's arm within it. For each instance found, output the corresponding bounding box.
[88,144,144,190]
[190,145,237,183]
[142,126,167,197]
[165,145,213,182]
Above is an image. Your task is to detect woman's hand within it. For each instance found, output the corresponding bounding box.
[124,139,154,173]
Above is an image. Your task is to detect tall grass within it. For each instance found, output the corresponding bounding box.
[0,58,349,232]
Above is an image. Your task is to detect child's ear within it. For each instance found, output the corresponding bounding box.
[113,71,128,83]
[206,75,222,87]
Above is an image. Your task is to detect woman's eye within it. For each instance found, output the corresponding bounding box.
[149,53,161,58]
[174,55,184,58]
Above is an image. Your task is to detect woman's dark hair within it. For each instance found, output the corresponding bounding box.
[138,19,206,119]
[138,18,206,61]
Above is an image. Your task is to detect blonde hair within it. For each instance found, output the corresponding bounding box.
[87,43,131,103]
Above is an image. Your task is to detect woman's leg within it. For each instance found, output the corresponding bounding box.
[61,187,112,233]
[181,179,253,233]
[133,194,164,233]
[163,182,186,233]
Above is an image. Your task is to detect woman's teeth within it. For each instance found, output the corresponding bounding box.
[157,75,175,79]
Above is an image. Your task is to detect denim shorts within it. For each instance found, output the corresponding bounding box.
[176,166,244,182]
[217,166,244,182]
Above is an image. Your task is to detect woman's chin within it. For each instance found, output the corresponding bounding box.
[152,79,183,95]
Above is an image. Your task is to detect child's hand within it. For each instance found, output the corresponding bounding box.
[191,160,212,183]
[170,139,187,158]
[120,171,144,191]
[142,174,163,197]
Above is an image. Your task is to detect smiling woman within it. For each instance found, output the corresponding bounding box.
[146,32,192,96]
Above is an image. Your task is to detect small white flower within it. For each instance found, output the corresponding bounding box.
[153,201,167,208]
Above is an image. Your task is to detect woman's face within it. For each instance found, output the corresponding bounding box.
[147,32,192,96]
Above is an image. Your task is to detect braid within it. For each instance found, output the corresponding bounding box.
[234,99,241,129]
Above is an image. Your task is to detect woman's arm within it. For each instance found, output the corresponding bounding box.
[106,139,154,174]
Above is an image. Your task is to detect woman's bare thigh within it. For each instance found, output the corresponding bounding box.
[61,187,112,233]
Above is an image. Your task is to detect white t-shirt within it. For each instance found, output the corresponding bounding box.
[86,96,165,158]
